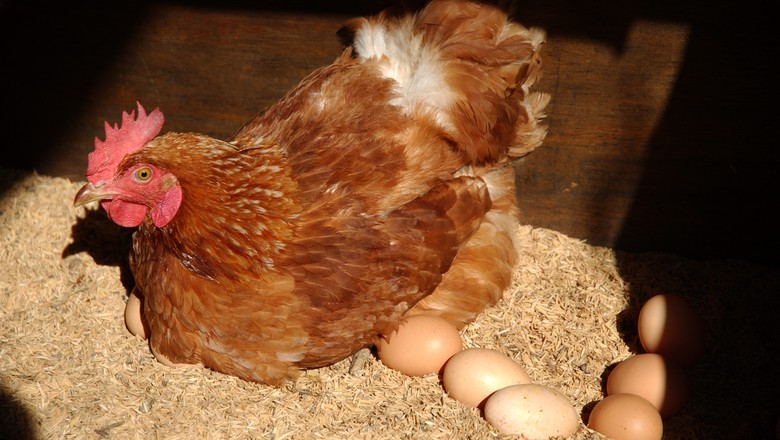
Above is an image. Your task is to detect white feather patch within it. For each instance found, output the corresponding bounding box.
[352,20,456,132]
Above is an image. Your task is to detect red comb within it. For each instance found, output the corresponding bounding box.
[86,102,164,183]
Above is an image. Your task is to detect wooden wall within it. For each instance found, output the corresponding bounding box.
[1,0,776,266]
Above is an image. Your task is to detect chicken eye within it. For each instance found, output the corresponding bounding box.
[135,167,153,182]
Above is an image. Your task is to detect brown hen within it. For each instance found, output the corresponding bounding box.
[74,0,549,385]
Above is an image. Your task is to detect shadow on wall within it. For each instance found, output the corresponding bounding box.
[0,0,397,185]
[612,1,778,266]
[519,0,778,267]
[0,1,149,176]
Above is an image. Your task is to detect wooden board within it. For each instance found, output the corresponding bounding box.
[1,0,776,266]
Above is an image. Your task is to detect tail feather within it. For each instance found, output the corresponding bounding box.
[348,0,549,164]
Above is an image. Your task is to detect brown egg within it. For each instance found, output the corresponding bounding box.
[483,383,579,439]
[376,314,462,377]
[606,353,689,417]
[588,393,663,440]
[442,347,531,408]
[124,288,147,339]
[638,293,705,366]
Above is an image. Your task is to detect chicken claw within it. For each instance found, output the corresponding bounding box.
[348,348,374,377]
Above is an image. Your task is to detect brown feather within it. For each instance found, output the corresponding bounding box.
[86,0,549,385]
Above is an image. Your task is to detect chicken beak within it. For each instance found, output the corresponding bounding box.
[73,181,114,207]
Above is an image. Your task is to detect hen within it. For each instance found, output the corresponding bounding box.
[74,0,549,386]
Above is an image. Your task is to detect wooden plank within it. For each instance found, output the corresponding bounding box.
[512,0,778,265]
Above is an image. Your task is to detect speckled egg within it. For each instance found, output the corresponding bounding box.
[483,383,579,439]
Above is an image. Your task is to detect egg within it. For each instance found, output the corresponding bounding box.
[638,293,705,366]
[124,288,147,339]
[483,383,579,439]
[606,353,689,417]
[441,347,531,408]
[376,314,462,377]
[588,393,663,440]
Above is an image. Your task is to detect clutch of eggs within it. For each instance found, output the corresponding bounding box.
[377,317,579,439]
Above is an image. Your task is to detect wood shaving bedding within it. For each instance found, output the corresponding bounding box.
[1,168,778,439]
